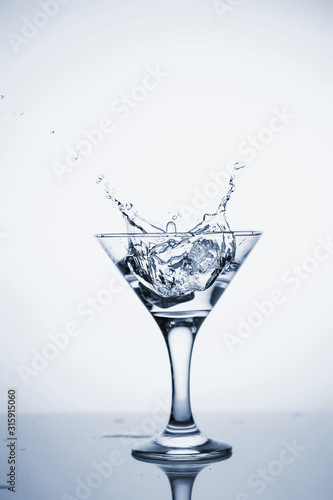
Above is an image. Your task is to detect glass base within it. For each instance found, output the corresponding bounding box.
[132,434,232,463]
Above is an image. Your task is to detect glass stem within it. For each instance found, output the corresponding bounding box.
[169,476,194,500]
[156,317,205,436]
[161,465,204,500]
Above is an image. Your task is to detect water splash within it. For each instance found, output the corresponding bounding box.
[98,162,244,235]
[96,175,163,233]
[97,162,245,297]
[186,161,246,236]
[166,221,177,233]
[216,161,245,214]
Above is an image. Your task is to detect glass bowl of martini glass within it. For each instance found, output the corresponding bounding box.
[95,228,262,461]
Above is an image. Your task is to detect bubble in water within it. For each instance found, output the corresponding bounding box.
[96,174,104,184]
[166,221,177,232]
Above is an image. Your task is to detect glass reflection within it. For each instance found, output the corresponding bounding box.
[132,453,232,500]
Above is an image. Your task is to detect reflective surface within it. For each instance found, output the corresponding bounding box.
[0,412,332,499]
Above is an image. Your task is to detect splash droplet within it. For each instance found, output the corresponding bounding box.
[51,130,55,134]
[166,221,177,232]
[74,151,80,160]
[20,112,23,115]
[112,200,122,209]
[0,95,4,99]
[234,161,246,170]
[172,215,177,221]
[96,174,104,184]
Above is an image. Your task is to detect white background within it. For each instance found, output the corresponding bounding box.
[0,0,332,414]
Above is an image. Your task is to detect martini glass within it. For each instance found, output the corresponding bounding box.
[95,230,262,461]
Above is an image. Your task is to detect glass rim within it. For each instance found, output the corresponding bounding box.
[94,230,263,238]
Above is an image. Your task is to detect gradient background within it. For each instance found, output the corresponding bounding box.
[0,0,332,415]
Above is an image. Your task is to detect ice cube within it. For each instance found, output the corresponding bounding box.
[128,234,230,298]
[187,239,220,274]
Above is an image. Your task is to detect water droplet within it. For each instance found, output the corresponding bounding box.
[166,221,177,233]
[96,174,104,184]
[172,215,177,221]
[74,152,79,160]
[0,95,4,99]
[234,161,246,170]
[125,202,132,210]
[51,130,55,134]
[20,112,23,115]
